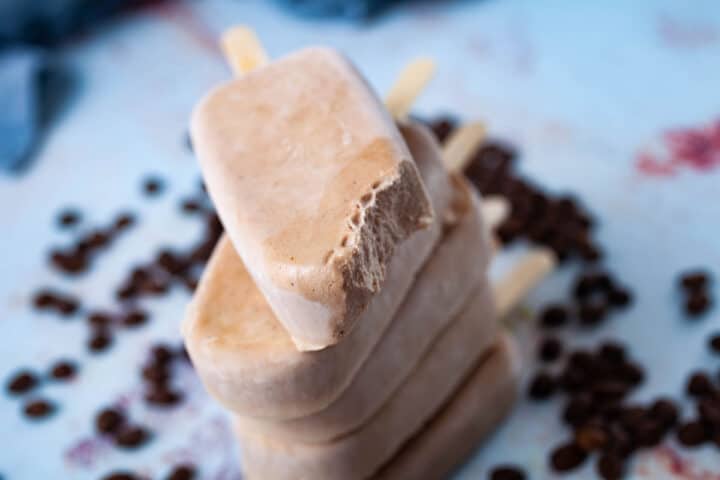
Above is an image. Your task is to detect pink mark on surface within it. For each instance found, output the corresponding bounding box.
[653,445,720,480]
[635,118,720,177]
[657,14,720,49]
[155,2,221,57]
[64,437,112,469]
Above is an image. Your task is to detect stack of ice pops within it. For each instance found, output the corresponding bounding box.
[182,27,556,480]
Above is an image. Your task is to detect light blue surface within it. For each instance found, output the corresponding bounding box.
[1,1,719,479]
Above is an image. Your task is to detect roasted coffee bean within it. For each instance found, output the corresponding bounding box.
[102,471,138,480]
[687,372,714,397]
[649,398,679,428]
[143,176,165,196]
[24,399,55,419]
[686,292,712,316]
[151,344,175,365]
[575,423,608,451]
[87,311,113,327]
[539,304,569,329]
[115,425,150,449]
[489,465,525,480]
[596,453,625,480]
[697,398,720,426]
[7,370,38,394]
[88,329,113,353]
[680,270,710,291]
[563,394,594,427]
[608,287,632,308]
[122,309,148,328]
[145,387,183,407]
[598,342,626,364]
[676,420,708,447]
[538,337,563,363]
[50,360,77,380]
[578,300,608,326]
[166,464,197,480]
[549,442,588,472]
[427,116,457,144]
[708,333,720,354]
[96,408,125,434]
[617,362,645,386]
[142,364,170,384]
[57,209,81,228]
[528,372,556,400]
[114,212,136,231]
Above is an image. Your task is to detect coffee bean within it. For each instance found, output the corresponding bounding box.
[563,394,594,427]
[489,465,525,480]
[142,364,170,384]
[151,344,175,365]
[550,442,588,472]
[687,372,714,397]
[114,212,136,231]
[575,423,608,451]
[101,471,138,480]
[115,425,150,449]
[599,342,626,364]
[608,287,632,308]
[50,360,77,380]
[618,362,645,386]
[88,311,113,327]
[144,387,183,407]
[143,176,165,196]
[181,199,202,214]
[680,271,710,291]
[166,464,197,480]
[697,397,720,426]
[24,399,55,419]
[650,398,679,428]
[539,304,569,329]
[122,309,148,328]
[676,420,708,447]
[57,209,81,228]
[596,453,625,480]
[578,300,607,326]
[96,408,125,434]
[538,337,563,363]
[686,292,711,316]
[708,334,720,354]
[427,116,457,144]
[528,372,556,400]
[88,329,113,353]
[33,290,56,309]
[7,370,38,394]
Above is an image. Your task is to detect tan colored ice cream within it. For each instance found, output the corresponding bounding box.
[236,280,499,480]
[183,121,458,419]
[190,47,433,350]
[234,177,492,443]
[374,334,520,480]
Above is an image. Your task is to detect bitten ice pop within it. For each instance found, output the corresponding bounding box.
[191,47,433,350]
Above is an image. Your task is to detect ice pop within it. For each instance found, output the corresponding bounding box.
[183,120,457,419]
[190,47,434,350]
[233,175,491,443]
[235,280,499,480]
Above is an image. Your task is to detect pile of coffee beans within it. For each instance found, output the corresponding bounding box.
[426,117,717,479]
[679,270,713,317]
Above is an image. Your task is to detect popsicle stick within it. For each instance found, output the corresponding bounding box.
[442,122,486,173]
[385,58,436,120]
[221,26,268,75]
[493,247,557,318]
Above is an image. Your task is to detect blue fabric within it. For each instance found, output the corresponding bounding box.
[0,0,136,174]
[274,0,402,19]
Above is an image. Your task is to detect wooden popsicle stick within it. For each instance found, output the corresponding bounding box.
[442,122,486,173]
[384,58,436,120]
[493,247,557,319]
[221,26,268,75]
